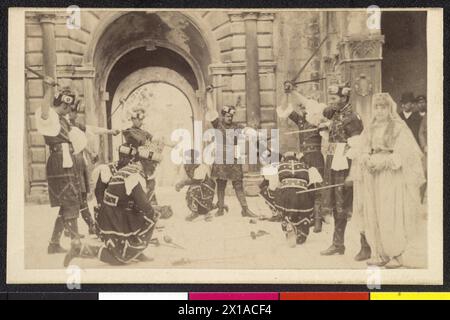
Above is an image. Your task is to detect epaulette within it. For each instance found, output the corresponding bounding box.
[92,163,114,184]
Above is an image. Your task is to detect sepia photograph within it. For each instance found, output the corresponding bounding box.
[7,7,443,285]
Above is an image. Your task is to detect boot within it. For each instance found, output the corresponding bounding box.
[267,214,282,222]
[98,247,125,266]
[80,206,96,235]
[313,210,322,233]
[283,221,297,248]
[313,201,322,233]
[204,212,213,222]
[320,244,345,256]
[296,235,307,245]
[48,215,65,254]
[241,207,258,218]
[215,180,227,217]
[214,203,228,217]
[354,233,371,261]
[65,218,81,240]
[48,243,67,254]
[185,212,199,221]
[331,217,347,248]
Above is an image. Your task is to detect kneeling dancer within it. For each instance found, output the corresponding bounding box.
[64,146,160,267]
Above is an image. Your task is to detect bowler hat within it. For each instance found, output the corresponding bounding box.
[400,92,415,104]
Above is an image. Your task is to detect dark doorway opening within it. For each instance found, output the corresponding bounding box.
[381,11,427,108]
[105,46,198,159]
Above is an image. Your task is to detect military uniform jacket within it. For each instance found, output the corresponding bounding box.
[288,111,322,154]
[97,162,155,239]
[210,117,245,181]
[274,160,315,215]
[93,162,119,205]
[40,112,81,208]
[325,104,364,144]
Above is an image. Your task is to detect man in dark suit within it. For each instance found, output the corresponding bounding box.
[398,92,422,144]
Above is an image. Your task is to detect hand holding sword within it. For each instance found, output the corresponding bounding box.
[25,66,59,87]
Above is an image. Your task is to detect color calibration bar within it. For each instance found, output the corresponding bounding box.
[98,292,450,300]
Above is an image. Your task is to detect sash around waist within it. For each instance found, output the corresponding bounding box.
[49,143,74,153]
[278,178,308,189]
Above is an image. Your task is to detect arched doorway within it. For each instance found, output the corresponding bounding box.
[87,11,215,163]
[111,67,196,186]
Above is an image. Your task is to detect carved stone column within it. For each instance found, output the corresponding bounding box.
[28,13,57,202]
[337,11,384,126]
[243,12,261,130]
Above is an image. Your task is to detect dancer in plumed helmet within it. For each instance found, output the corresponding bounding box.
[35,86,84,254]
[63,145,161,267]
[68,99,120,235]
[319,83,364,256]
[205,86,258,218]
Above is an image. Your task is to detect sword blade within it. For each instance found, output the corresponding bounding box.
[284,128,319,135]
[295,183,345,194]
[291,36,328,83]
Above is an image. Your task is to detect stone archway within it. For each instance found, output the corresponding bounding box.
[111,67,196,186]
[111,66,200,130]
[86,11,216,162]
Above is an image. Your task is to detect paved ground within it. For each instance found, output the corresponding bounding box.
[24,187,427,270]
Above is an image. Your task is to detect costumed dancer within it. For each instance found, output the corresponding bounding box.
[319,83,364,256]
[91,144,137,227]
[36,86,85,254]
[272,152,323,247]
[121,106,158,205]
[68,100,120,235]
[121,106,175,206]
[357,93,425,268]
[205,86,258,218]
[63,145,161,267]
[276,81,327,232]
[258,150,283,222]
[175,149,217,222]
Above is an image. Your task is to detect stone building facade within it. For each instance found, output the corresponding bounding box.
[24,10,427,202]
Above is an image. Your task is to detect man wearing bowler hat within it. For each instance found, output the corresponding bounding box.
[399,92,422,144]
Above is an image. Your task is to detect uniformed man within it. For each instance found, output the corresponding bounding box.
[35,86,85,254]
[319,83,364,256]
[259,150,283,222]
[205,87,258,218]
[272,152,323,247]
[276,82,327,232]
[121,106,176,205]
[68,100,120,235]
[63,145,160,267]
[92,145,136,205]
[176,149,217,222]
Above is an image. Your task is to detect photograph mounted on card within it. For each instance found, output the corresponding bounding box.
[6,7,443,285]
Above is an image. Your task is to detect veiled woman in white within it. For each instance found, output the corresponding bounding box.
[356,93,425,268]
